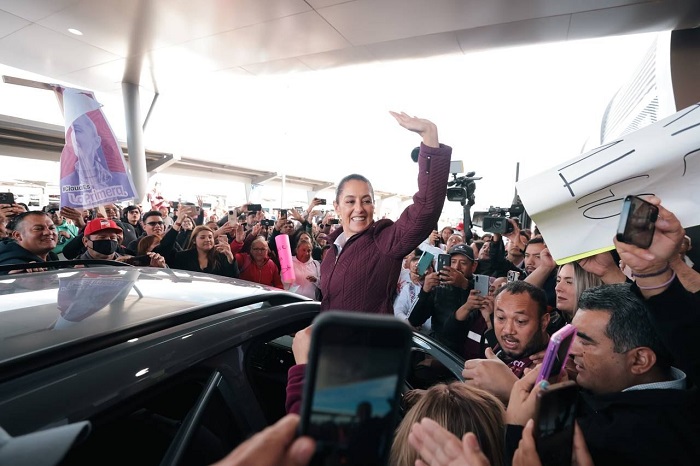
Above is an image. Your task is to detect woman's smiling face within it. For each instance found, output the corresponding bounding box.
[334,179,375,239]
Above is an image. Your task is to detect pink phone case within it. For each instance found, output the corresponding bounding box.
[536,324,577,383]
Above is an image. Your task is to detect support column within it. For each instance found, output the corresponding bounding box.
[122,82,147,201]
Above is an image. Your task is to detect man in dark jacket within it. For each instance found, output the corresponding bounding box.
[0,211,59,274]
[408,244,481,356]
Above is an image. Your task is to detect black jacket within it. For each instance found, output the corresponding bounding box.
[166,248,239,278]
[0,240,59,274]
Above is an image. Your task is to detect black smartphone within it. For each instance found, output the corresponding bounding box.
[261,219,274,227]
[299,312,413,466]
[436,254,451,273]
[316,198,327,205]
[616,195,658,249]
[534,381,578,466]
[248,203,262,212]
[123,255,151,266]
[328,219,339,225]
[0,192,15,205]
[280,209,288,219]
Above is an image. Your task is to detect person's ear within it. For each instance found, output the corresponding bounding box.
[11,230,22,242]
[627,347,657,376]
[82,236,89,248]
[540,311,551,332]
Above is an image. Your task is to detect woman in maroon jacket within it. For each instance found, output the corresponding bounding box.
[319,111,452,314]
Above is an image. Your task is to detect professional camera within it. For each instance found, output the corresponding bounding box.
[446,170,481,206]
[482,198,525,234]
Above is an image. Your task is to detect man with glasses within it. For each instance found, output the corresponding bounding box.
[126,210,183,255]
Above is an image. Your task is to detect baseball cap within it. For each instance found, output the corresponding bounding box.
[447,243,475,261]
[84,218,122,236]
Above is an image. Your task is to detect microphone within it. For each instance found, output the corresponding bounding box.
[410,146,420,163]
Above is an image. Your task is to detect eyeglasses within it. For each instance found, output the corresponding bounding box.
[146,221,164,226]
[251,248,267,252]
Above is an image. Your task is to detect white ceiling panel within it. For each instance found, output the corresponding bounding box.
[0,0,80,22]
[315,0,649,46]
[456,15,571,53]
[0,23,120,77]
[0,9,29,39]
[569,1,700,40]
[153,11,351,72]
[298,45,378,71]
[366,32,463,62]
[241,57,312,75]
[307,0,358,9]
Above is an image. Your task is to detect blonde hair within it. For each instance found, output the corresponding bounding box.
[390,383,506,466]
[558,261,603,319]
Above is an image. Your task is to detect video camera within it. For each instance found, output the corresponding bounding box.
[482,197,525,234]
[446,164,481,206]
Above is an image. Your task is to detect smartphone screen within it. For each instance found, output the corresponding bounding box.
[535,382,578,466]
[474,274,490,296]
[436,254,451,273]
[280,209,288,219]
[537,324,577,383]
[300,312,412,466]
[416,251,434,276]
[507,270,519,283]
[248,204,262,212]
[616,195,658,249]
[0,192,15,205]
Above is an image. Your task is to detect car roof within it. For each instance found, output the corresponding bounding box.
[0,266,308,381]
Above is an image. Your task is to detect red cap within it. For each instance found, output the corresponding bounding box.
[84,218,122,236]
[456,222,464,231]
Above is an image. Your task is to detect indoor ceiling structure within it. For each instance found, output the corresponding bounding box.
[0,0,699,205]
[0,0,699,94]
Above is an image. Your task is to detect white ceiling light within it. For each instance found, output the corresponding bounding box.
[67,28,83,36]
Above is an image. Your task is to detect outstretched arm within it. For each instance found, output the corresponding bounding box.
[377,112,451,259]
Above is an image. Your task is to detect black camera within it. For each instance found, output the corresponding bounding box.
[482,200,525,234]
[446,171,480,205]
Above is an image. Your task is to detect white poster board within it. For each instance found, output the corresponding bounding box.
[516,103,700,264]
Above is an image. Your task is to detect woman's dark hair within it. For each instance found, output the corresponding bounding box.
[188,225,224,272]
[335,174,374,204]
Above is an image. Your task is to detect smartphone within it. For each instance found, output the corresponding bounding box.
[473,274,490,296]
[436,254,451,273]
[328,218,339,225]
[296,206,304,213]
[316,198,327,205]
[0,192,15,205]
[248,203,262,212]
[536,324,577,384]
[616,195,658,249]
[507,270,520,283]
[123,255,151,266]
[280,209,288,219]
[261,219,274,227]
[416,251,434,276]
[299,312,412,466]
[534,382,578,466]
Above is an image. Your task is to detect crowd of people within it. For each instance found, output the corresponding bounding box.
[1,112,700,465]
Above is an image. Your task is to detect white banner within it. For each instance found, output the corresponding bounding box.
[516,103,700,264]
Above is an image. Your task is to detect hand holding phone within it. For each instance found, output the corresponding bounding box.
[534,381,578,466]
[473,274,490,296]
[616,195,658,249]
[536,324,577,384]
[416,251,434,277]
[299,312,412,466]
